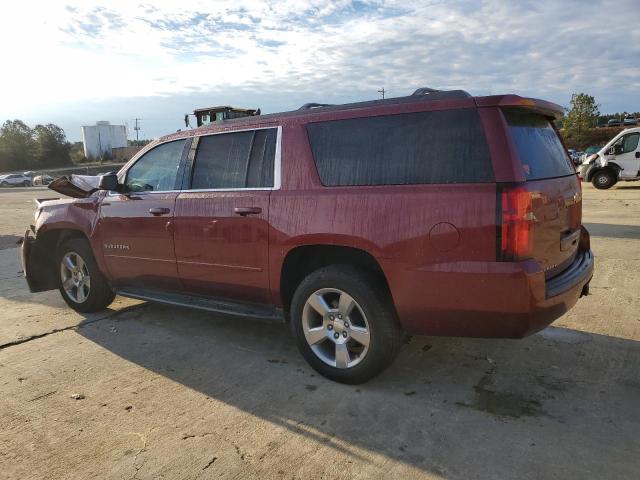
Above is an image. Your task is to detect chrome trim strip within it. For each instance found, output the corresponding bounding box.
[103,254,176,263]
[274,125,282,190]
[176,259,263,271]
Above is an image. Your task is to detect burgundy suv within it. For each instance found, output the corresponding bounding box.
[22,89,594,383]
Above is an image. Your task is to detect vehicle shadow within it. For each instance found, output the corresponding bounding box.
[583,222,640,240]
[0,234,23,251]
[77,303,640,479]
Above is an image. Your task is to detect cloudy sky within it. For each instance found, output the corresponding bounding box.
[1,0,639,141]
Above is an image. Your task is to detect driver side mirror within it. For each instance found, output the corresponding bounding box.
[98,172,119,191]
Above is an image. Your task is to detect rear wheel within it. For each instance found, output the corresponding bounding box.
[57,238,115,313]
[592,170,616,189]
[291,265,403,384]
[23,180,30,187]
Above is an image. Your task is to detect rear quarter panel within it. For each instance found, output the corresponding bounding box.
[269,121,498,332]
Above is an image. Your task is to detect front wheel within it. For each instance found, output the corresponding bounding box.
[291,265,403,384]
[592,170,616,189]
[57,238,115,313]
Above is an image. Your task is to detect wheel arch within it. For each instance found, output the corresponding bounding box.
[587,165,619,182]
[25,228,93,292]
[278,244,391,317]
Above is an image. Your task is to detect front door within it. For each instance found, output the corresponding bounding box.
[611,132,640,179]
[173,127,278,304]
[97,139,187,290]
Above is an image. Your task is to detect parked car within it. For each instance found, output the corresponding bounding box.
[33,174,54,186]
[0,173,32,187]
[577,127,640,188]
[607,119,622,127]
[623,117,638,126]
[567,149,582,165]
[22,88,593,384]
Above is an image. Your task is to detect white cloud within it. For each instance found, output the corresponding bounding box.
[1,0,638,137]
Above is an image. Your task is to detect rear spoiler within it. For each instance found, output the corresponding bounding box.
[475,95,564,120]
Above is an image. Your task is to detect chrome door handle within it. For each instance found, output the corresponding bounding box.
[149,207,170,216]
[234,207,262,216]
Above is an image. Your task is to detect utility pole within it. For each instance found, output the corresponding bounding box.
[133,118,142,143]
[377,87,386,99]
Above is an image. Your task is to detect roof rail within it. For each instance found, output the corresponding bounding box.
[299,102,335,110]
[412,88,471,98]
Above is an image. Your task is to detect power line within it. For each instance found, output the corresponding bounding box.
[133,118,142,141]
[377,87,386,99]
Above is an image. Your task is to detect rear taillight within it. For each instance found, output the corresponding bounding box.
[498,185,534,261]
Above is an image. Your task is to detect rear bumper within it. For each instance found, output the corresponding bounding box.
[546,249,593,298]
[22,229,58,293]
[387,227,594,338]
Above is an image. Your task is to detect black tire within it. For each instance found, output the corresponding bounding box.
[23,180,30,187]
[290,265,403,384]
[57,237,115,313]
[592,170,616,189]
[0,182,8,187]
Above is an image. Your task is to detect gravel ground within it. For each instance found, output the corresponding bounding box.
[0,183,639,480]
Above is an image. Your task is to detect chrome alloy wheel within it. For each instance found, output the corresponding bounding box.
[302,288,371,369]
[60,251,91,303]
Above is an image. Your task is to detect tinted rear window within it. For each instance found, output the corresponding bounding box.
[504,109,574,180]
[306,109,493,186]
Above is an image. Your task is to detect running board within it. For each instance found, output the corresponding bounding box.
[115,287,285,323]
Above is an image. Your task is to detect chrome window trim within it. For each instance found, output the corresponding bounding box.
[108,125,282,196]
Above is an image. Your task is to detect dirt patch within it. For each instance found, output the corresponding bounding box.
[457,374,544,419]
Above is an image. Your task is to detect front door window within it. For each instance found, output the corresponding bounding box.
[125,140,186,192]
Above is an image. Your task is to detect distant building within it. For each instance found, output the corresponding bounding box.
[81,121,127,160]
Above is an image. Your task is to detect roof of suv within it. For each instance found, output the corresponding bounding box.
[159,88,564,143]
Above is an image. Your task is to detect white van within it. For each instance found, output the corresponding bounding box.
[578,127,640,189]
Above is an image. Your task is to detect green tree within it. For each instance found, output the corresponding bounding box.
[563,93,600,147]
[0,120,36,171]
[33,123,71,168]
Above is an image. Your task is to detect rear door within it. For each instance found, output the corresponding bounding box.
[173,127,279,304]
[503,109,581,277]
[97,139,187,290]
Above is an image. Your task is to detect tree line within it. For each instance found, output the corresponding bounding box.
[0,120,72,172]
[559,93,638,150]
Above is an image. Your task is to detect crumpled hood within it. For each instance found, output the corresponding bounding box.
[48,174,101,198]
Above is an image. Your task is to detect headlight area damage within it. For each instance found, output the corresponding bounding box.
[22,174,104,293]
[47,174,101,198]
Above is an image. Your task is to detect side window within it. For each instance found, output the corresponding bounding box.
[125,139,186,192]
[306,109,493,186]
[190,128,276,189]
[622,133,640,153]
